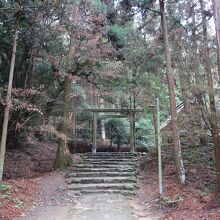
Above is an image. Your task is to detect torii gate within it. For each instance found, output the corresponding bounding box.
[87,98,163,195]
[88,109,144,153]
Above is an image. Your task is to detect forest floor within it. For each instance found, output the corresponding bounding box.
[1,171,162,220]
[139,144,220,220]
[0,141,220,219]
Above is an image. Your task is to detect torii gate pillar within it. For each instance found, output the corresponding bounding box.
[92,112,97,154]
[129,112,135,153]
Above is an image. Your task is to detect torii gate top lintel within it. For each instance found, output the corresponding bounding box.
[87,108,144,112]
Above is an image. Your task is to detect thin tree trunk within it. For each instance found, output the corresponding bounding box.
[191,2,205,146]
[24,52,35,88]
[169,3,190,111]
[191,3,201,85]
[0,12,20,180]
[212,0,220,77]
[200,0,220,187]
[159,0,186,184]
[175,39,190,112]
[175,47,195,145]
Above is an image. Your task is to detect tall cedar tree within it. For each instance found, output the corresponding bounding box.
[159,0,186,184]
[200,0,220,187]
[212,0,220,76]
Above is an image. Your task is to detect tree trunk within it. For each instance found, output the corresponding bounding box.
[191,3,201,85]
[24,51,35,88]
[55,5,79,169]
[212,0,220,77]
[170,3,190,111]
[191,2,205,146]
[159,0,186,184]
[0,12,19,180]
[55,75,72,169]
[200,0,220,187]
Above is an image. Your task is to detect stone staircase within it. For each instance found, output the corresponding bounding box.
[66,152,140,196]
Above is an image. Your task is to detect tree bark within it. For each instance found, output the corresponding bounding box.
[191,3,201,85]
[24,50,35,88]
[191,2,204,146]
[55,4,79,169]
[212,0,220,77]
[0,11,20,180]
[200,0,220,187]
[55,75,72,169]
[159,0,186,184]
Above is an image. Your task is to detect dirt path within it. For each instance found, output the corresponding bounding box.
[16,193,161,220]
[69,194,135,220]
[66,193,161,220]
[14,172,79,220]
[14,171,162,220]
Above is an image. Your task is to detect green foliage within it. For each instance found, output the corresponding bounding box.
[105,118,130,146]
[72,84,87,105]
[0,183,23,209]
[92,0,107,13]
[182,146,216,167]
[161,195,183,205]
[0,183,11,191]
[0,193,11,199]
[106,25,127,48]
[0,183,12,201]
[182,147,201,164]
[12,198,24,209]
[76,111,93,139]
[133,0,156,5]
[136,116,154,149]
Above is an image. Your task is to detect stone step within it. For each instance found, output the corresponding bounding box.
[73,164,135,169]
[83,152,141,157]
[72,167,136,172]
[81,158,138,162]
[83,152,139,155]
[78,161,135,165]
[66,176,137,184]
[81,156,138,160]
[67,153,139,195]
[74,189,136,196]
[81,157,138,161]
[67,171,137,178]
[82,153,139,158]
[67,183,138,191]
